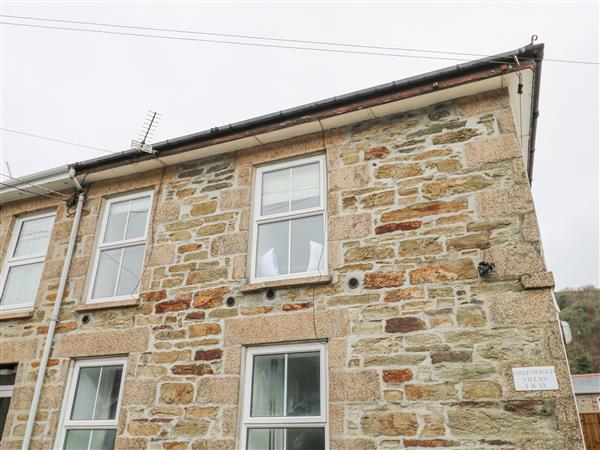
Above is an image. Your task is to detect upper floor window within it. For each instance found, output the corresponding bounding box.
[88,190,152,303]
[0,211,55,311]
[0,364,17,441]
[56,357,126,450]
[240,342,328,450]
[251,155,327,283]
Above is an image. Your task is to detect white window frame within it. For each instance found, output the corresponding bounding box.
[0,211,56,312]
[250,154,327,283]
[87,189,153,304]
[55,356,127,450]
[240,342,329,450]
[0,364,16,441]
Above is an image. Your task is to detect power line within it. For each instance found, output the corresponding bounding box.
[1,128,116,154]
[1,15,597,66]
[0,172,69,198]
[0,13,489,57]
[0,20,538,65]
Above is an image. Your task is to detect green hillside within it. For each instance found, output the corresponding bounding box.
[557,286,600,374]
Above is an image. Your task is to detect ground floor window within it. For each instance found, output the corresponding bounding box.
[56,357,127,450]
[240,342,328,450]
[0,364,16,440]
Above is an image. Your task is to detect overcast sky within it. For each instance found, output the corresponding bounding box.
[1,1,598,289]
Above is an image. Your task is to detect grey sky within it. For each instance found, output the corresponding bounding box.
[1,1,598,289]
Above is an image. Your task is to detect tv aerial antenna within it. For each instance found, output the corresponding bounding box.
[131,110,161,154]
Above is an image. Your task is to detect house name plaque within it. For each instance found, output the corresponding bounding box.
[512,366,559,391]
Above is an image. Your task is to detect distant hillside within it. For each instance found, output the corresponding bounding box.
[557,286,600,374]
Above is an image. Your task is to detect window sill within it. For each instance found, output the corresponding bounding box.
[240,275,333,294]
[76,298,140,312]
[0,308,35,321]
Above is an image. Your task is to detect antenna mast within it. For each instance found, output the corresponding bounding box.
[132,110,161,154]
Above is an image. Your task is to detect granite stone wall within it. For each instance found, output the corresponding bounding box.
[0,87,583,449]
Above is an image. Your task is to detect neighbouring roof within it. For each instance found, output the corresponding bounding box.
[572,373,600,394]
[0,43,544,205]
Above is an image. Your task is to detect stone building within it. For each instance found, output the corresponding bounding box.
[572,373,600,413]
[0,44,585,449]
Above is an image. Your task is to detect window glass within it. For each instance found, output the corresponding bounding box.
[94,366,123,421]
[64,429,116,450]
[261,168,290,215]
[91,249,121,300]
[125,197,150,240]
[71,367,101,420]
[103,200,129,243]
[256,221,289,278]
[291,163,320,211]
[12,215,54,258]
[290,216,324,274]
[251,354,284,417]
[286,352,320,417]
[115,245,145,296]
[0,262,43,307]
[246,428,325,450]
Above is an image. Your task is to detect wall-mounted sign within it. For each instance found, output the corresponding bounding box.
[512,366,559,391]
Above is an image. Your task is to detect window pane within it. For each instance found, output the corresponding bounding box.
[251,354,284,417]
[256,221,289,278]
[0,397,11,441]
[291,163,320,211]
[89,429,116,450]
[13,215,54,257]
[125,196,150,240]
[91,248,121,299]
[71,367,101,420]
[103,200,129,243]
[0,262,43,308]
[247,428,284,450]
[286,352,320,416]
[94,366,123,420]
[261,168,290,215]
[0,365,16,386]
[290,215,324,274]
[287,428,325,450]
[64,429,91,450]
[115,245,145,296]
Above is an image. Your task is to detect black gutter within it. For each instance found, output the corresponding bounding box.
[72,44,544,176]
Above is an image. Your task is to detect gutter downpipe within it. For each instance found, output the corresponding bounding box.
[21,169,85,450]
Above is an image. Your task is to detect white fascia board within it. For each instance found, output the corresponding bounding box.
[0,70,535,205]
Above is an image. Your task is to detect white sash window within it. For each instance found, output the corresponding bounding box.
[88,190,152,303]
[0,211,55,311]
[251,155,327,283]
[56,357,127,450]
[240,342,328,450]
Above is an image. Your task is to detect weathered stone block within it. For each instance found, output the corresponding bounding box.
[361,412,418,436]
[405,383,457,400]
[423,175,493,199]
[329,213,371,241]
[197,376,239,404]
[383,369,413,383]
[224,310,349,346]
[465,134,520,167]
[409,258,477,283]
[380,199,468,222]
[462,381,503,399]
[56,329,149,357]
[385,317,426,333]
[330,370,380,401]
[160,383,194,404]
[364,272,405,288]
